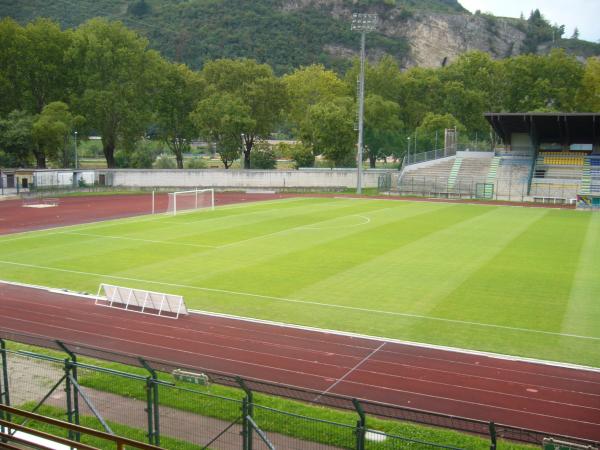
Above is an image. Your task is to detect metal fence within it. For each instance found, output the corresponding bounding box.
[403,148,455,167]
[393,175,531,203]
[0,338,481,450]
[2,331,598,450]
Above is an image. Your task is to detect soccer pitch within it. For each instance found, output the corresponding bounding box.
[1,197,599,367]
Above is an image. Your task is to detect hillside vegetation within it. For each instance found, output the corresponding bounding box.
[3,0,598,74]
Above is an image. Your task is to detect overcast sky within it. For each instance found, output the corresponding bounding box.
[459,0,600,42]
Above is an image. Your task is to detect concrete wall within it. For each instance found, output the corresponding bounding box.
[104,169,392,189]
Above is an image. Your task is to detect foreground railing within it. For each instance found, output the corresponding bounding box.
[0,330,597,449]
[0,404,161,450]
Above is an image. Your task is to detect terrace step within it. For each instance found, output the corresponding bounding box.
[447,157,463,190]
[580,159,592,195]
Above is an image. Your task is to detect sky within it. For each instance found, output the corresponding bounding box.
[459,0,600,42]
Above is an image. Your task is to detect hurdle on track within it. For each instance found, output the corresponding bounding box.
[95,283,188,319]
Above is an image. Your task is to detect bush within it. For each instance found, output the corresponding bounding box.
[289,144,315,169]
[129,149,154,169]
[114,150,130,168]
[250,146,277,170]
[185,157,207,169]
[153,154,176,169]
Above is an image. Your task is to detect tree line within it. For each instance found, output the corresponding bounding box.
[0,17,599,171]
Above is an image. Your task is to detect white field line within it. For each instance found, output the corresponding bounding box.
[218,206,393,248]
[58,232,219,249]
[300,215,371,230]
[1,278,599,373]
[1,261,599,343]
[57,205,378,249]
[0,196,308,245]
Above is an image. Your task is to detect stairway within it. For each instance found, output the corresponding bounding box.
[483,156,500,198]
[447,157,463,190]
[580,159,591,195]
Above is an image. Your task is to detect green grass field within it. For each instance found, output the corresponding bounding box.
[1,197,599,367]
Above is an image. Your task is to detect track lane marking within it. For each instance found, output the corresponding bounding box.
[314,343,386,401]
[2,316,598,429]
[3,293,599,397]
[0,260,598,342]
[10,291,597,408]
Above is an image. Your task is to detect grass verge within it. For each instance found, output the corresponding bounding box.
[4,341,534,450]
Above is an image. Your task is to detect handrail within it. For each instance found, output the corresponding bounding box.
[0,404,162,450]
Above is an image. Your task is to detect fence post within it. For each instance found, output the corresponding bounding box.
[489,421,497,450]
[0,339,11,437]
[237,377,253,450]
[352,398,366,450]
[58,341,80,443]
[140,358,160,446]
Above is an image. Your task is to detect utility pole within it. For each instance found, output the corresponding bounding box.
[351,13,377,194]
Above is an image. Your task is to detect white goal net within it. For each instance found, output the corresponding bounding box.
[167,188,214,215]
[95,283,189,319]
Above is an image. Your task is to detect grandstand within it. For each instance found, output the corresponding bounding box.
[486,113,600,205]
[396,151,531,201]
[396,113,600,205]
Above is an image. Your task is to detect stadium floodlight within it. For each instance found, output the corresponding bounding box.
[74,131,78,170]
[351,13,378,194]
[167,188,215,215]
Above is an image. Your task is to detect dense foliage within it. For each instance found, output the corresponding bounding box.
[0,17,598,170]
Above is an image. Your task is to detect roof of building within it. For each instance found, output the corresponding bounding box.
[484,113,600,145]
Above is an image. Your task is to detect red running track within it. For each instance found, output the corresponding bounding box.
[0,192,292,235]
[0,282,599,443]
[0,191,574,236]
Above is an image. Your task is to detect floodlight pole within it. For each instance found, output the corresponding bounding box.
[351,13,377,195]
[74,131,78,170]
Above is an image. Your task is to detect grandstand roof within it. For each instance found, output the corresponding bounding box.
[485,113,600,145]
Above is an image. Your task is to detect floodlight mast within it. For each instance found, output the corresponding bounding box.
[351,13,377,194]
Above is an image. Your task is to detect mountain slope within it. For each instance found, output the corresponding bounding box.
[1,0,598,74]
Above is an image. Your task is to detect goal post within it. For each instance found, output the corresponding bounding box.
[167,188,215,215]
[95,283,189,319]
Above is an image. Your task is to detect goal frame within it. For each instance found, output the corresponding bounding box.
[167,188,215,215]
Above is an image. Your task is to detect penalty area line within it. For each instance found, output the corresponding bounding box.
[0,260,599,342]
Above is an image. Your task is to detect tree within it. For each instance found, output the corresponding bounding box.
[576,57,600,111]
[32,102,76,168]
[192,92,254,169]
[305,97,355,167]
[288,143,315,169]
[283,64,347,136]
[0,110,35,168]
[68,19,162,168]
[20,19,74,114]
[500,50,584,111]
[250,141,277,169]
[571,27,580,40]
[345,55,403,102]
[201,59,288,169]
[154,62,205,168]
[416,113,465,151]
[0,18,25,116]
[440,51,504,112]
[364,95,403,168]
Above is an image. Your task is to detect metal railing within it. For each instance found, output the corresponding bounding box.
[394,175,533,203]
[404,148,454,167]
[1,331,597,449]
[0,404,162,450]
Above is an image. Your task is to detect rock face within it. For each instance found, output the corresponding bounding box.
[399,13,527,68]
[282,1,527,68]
